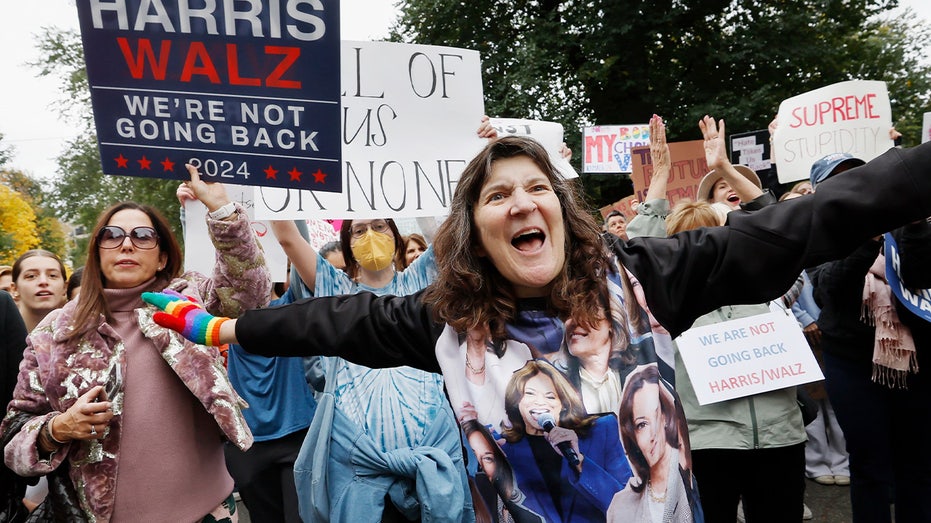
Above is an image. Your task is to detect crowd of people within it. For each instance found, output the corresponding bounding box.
[0,112,929,523]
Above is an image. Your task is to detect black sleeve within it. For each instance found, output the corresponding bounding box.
[0,292,26,411]
[617,142,931,338]
[892,219,931,288]
[739,190,777,211]
[808,240,881,310]
[235,289,446,373]
[0,292,27,508]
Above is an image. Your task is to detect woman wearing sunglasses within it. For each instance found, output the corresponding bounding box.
[1,165,270,522]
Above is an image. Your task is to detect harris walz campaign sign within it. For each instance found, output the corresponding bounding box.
[76,0,341,192]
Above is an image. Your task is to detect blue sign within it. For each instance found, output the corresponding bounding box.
[884,232,931,323]
[76,0,341,192]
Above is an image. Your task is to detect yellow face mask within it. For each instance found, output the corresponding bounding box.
[351,229,396,272]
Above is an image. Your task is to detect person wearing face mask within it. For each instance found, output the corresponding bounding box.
[268,217,466,523]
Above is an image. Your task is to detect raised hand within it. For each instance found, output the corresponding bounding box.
[142,290,230,346]
[477,115,498,140]
[699,115,729,172]
[183,163,232,214]
[643,114,671,202]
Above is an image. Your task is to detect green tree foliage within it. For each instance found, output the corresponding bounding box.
[392,0,931,207]
[30,29,181,266]
[51,135,181,267]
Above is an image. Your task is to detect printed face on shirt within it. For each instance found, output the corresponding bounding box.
[99,209,168,289]
[518,373,564,436]
[472,156,566,298]
[12,256,66,316]
[467,430,498,480]
[565,316,612,360]
[632,381,669,469]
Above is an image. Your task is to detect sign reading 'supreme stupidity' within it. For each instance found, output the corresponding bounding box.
[76,0,342,192]
[772,80,893,183]
[676,311,823,405]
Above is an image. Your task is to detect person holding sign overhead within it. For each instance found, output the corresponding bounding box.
[144,127,931,523]
[269,216,466,523]
[806,152,931,523]
[1,165,270,522]
[627,114,808,522]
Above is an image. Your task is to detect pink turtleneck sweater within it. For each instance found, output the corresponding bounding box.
[106,281,232,522]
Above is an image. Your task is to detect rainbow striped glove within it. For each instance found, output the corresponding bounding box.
[142,290,229,346]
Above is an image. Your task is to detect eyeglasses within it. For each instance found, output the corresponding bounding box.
[350,220,390,239]
[97,226,160,250]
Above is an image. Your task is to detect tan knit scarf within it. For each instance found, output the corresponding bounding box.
[862,253,918,388]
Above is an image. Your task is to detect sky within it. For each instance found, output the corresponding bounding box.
[0,1,928,179]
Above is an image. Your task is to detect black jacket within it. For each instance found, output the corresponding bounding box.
[236,142,931,363]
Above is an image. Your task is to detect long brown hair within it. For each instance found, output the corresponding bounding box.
[338,218,405,280]
[66,202,182,340]
[424,136,610,341]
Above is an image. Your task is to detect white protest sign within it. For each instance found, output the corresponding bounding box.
[582,124,650,173]
[923,112,931,144]
[255,40,486,220]
[773,80,893,183]
[304,219,340,252]
[675,311,823,405]
[488,118,578,179]
[184,184,288,282]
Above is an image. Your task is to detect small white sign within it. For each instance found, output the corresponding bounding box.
[773,80,893,183]
[184,184,288,282]
[489,118,578,179]
[923,112,931,144]
[675,311,823,405]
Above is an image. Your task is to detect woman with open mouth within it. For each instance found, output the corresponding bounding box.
[145,126,931,522]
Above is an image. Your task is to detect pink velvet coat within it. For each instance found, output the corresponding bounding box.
[1,207,270,522]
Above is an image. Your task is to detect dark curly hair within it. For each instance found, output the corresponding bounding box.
[423,136,610,341]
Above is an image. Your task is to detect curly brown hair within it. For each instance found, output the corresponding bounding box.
[423,136,610,341]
